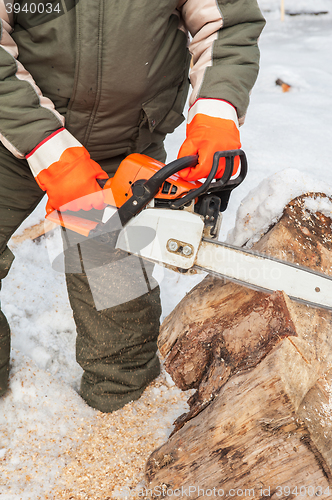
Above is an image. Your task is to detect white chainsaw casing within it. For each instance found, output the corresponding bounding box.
[116,208,204,269]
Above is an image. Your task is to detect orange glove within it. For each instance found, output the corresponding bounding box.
[178,99,241,181]
[26,129,109,214]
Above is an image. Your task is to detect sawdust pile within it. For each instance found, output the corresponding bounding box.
[52,373,191,499]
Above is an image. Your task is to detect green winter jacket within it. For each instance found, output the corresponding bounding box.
[0,0,265,163]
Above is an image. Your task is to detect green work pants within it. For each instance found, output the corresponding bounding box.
[0,143,164,410]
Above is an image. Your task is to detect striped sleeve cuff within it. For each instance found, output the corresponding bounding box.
[188,98,239,130]
[26,128,83,178]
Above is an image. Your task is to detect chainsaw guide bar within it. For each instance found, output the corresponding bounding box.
[194,239,332,311]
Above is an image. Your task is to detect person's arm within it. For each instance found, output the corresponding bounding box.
[177,0,265,180]
[0,0,65,156]
[0,1,108,212]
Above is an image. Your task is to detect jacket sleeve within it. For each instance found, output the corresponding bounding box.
[0,0,65,159]
[178,0,266,122]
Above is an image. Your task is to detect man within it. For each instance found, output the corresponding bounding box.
[0,0,265,411]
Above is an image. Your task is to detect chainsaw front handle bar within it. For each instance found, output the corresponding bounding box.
[169,150,246,209]
[209,150,247,193]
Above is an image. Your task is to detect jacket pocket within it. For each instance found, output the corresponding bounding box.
[135,74,190,152]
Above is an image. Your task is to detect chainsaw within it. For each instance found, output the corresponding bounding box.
[46,151,332,311]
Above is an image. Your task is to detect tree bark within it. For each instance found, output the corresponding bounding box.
[146,193,332,499]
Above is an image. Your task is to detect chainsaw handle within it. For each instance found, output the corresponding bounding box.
[169,149,244,209]
[140,154,198,190]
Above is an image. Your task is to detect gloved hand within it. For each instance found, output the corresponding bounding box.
[27,129,109,214]
[177,99,241,181]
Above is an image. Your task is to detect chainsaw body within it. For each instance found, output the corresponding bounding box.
[47,150,247,240]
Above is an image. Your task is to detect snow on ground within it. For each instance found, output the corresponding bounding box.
[1,2,332,498]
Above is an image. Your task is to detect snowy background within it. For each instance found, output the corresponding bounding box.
[1,0,332,498]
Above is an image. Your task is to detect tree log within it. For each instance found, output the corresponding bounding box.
[11,219,57,244]
[146,193,332,499]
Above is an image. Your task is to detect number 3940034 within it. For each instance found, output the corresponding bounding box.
[5,3,61,14]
